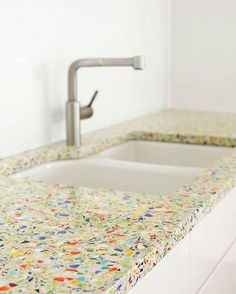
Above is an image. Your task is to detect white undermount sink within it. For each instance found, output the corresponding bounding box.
[13,141,232,195]
[95,141,232,168]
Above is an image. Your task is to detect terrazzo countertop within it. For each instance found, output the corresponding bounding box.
[1,109,236,293]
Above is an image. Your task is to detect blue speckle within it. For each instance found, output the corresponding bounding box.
[76,277,85,282]
[27,276,34,282]
[17,225,27,231]
[56,213,69,217]
[144,214,153,217]
[115,248,123,252]
[9,269,17,276]
[39,236,46,240]
[69,264,80,269]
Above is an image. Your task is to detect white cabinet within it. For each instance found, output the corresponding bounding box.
[130,188,236,294]
[199,239,236,294]
[188,188,236,293]
[129,234,190,294]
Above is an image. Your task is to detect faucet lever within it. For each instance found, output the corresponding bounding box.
[88,90,99,107]
[80,90,98,120]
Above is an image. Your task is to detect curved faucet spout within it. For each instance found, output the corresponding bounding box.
[68,56,145,102]
[66,56,145,146]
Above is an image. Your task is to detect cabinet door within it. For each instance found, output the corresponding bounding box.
[199,239,236,294]
[188,188,236,293]
[130,188,236,294]
[129,234,190,294]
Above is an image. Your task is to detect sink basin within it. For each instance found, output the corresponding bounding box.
[13,141,232,195]
[13,158,202,195]
[95,141,232,168]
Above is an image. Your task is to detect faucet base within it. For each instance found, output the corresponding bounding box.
[66,101,80,146]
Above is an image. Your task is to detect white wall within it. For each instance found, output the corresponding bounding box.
[0,0,169,157]
[169,0,236,112]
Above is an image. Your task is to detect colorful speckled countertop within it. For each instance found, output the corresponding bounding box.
[1,109,236,293]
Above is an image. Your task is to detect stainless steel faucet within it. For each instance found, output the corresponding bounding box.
[66,56,145,146]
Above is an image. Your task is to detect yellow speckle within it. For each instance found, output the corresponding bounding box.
[125,250,134,257]
[11,250,25,257]
[26,259,32,265]
[71,280,78,285]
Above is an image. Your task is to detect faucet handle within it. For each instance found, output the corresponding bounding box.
[80,90,99,120]
[88,90,99,107]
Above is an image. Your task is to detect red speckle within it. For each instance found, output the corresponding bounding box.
[0,286,10,291]
[70,251,81,255]
[21,264,27,269]
[66,269,78,272]
[9,283,17,288]
[66,277,73,281]
[53,277,65,282]
[37,260,44,263]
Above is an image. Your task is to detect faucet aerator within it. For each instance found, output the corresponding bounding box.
[133,56,145,70]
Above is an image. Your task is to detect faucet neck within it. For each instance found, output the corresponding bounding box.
[68,57,143,102]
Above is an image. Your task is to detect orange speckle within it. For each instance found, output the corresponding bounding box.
[21,264,27,269]
[70,251,81,255]
[97,214,105,220]
[165,210,173,214]
[108,267,119,272]
[109,239,117,244]
[66,197,73,201]
[48,244,56,248]
[15,212,22,217]
[66,241,78,246]
[0,286,10,291]
[114,233,125,237]
[53,277,65,282]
